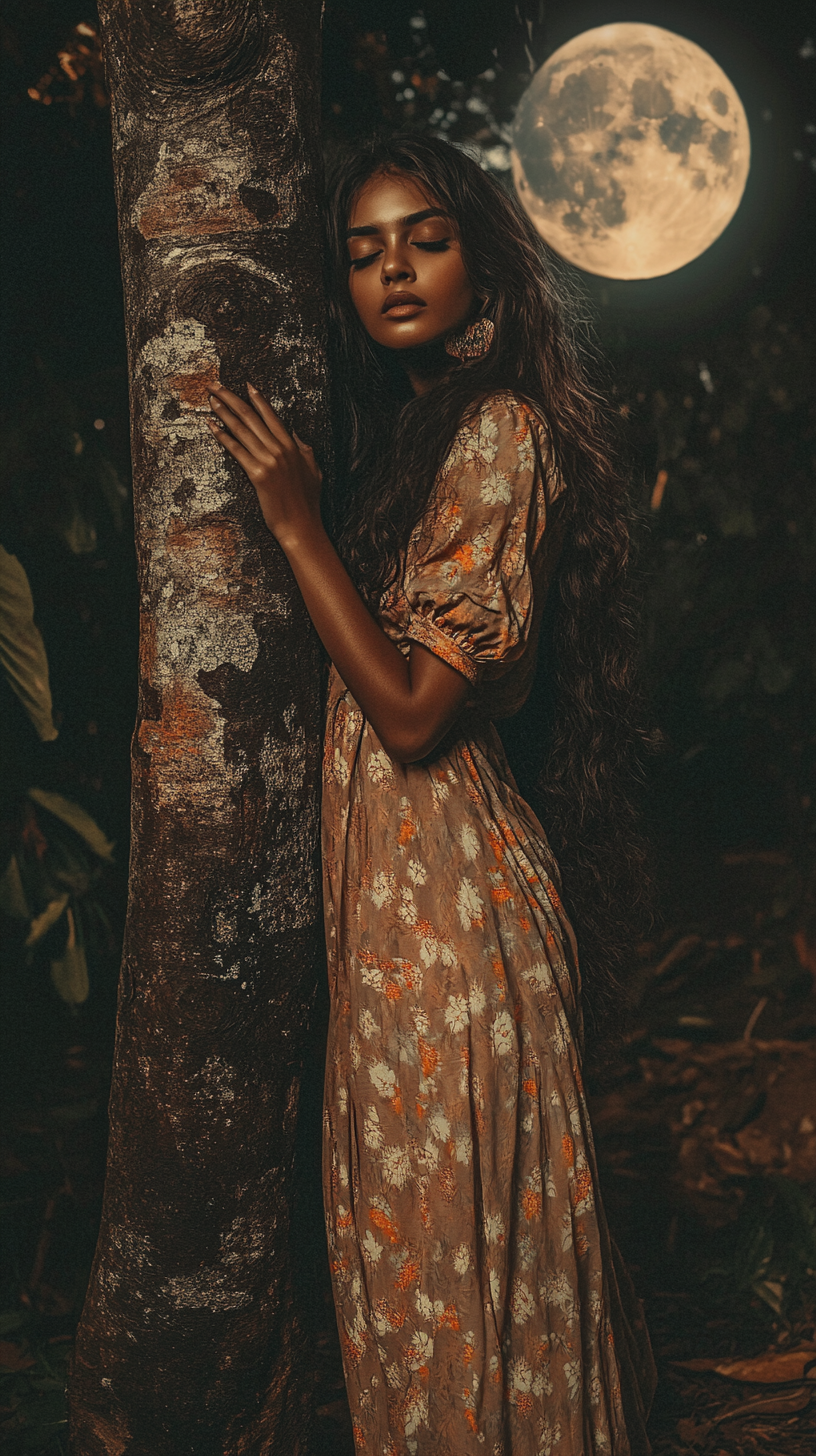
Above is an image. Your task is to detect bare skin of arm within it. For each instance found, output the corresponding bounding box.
[208,383,469,764]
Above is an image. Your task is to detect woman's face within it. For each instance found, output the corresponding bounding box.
[345,170,477,352]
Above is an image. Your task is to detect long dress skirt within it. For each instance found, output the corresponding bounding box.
[321,394,655,1455]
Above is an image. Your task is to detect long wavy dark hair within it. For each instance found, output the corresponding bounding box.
[325,134,653,1040]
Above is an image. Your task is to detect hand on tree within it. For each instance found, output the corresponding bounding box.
[207,384,322,548]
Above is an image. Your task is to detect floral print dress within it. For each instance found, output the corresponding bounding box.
[322,394,654,1456]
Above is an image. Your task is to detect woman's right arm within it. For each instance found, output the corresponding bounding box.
[208,383,470,763]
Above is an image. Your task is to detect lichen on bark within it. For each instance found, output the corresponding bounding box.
[69,4,328,1452]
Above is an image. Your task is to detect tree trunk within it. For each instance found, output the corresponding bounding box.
[69,4,327,1452]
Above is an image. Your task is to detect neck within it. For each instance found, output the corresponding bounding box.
[400,339,455,397]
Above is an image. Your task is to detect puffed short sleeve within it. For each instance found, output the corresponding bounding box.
[400,394,549,686]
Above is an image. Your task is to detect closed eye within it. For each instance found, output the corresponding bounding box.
[349,238,451,270]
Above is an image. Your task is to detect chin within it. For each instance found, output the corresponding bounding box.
[377,327,447,354]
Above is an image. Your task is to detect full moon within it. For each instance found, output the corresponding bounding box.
[511,23,751,279]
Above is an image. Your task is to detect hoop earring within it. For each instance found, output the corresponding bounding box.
[444,316,495,361]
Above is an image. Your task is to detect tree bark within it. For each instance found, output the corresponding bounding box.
[69,4,327,1452]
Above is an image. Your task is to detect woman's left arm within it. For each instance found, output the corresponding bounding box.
[207,383,469,764]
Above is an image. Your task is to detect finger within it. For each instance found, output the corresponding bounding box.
[247,384,296,449]
[209,394,280,459]
[210,385,274,451]
[207,419,262,476]
[292,430,314,452]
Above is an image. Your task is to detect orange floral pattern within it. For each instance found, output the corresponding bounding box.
[322,395,653,1454]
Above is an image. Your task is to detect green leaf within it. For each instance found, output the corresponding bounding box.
[0,856,30,920]
[49,904,89,1004]
[27,789,114,861]
[50,944,89,1006]
[751,1276,786,1316]
[0,544,57,742]
[62,511,97,555]
[25,893,69,947]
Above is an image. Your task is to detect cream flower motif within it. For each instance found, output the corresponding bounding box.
[429,775,451,807]
[483,1211,505,1244]
[414,1290,435,1323]
[381,1144,411,1188]
[416,1139,439,1172]
[428,1107,451,1142]
[564,1359,582,1401]
[468,983,486,1016]
[532,1366,553,1398]
[412,1007,430,1036]
[452,1244,471,1274]
[517,1233,536,1270]
[459,823,480,861]
[491,1008,515,1057]
[489,1267,501,1307]
[366,749,393,786]
[368,1061,397,1100]
[371,870,395,909]
[509,1356,532,1393]
[541,1269,574,1315]
[397,886,418,926]
[444,994,469,1034]
[360,960,384,990]
[404,1388,429,1435]
[539,1418,563,1456]
[418,932,442,968]
[480,469,513,506]
[363,1105,383,1150]
[550,1008,571,1056]
[524,961,552,995]
[361,1230,382,1264]
[456,878,485,930]
[510,1277,535,1325]
[358,1008,378,1041]
[473,409,499,463]
[333,747,350,786]
[406,1330,434,1369]
[407,858,427,886]
[455,1132,473,1164]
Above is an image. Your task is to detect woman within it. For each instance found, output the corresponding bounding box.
[208,135,655,1456]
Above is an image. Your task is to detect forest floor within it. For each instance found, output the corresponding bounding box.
[1,849,815,1455]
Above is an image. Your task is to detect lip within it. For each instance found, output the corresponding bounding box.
[382,291,426,315]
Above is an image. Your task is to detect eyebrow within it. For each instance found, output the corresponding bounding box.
[345,207,449,238]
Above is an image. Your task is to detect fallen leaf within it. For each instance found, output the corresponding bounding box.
[673,1345,816,1383]
[676,1415,711,1445]
[0,1339,35,1371]
[649,936,702,981]
[712,1385,812,1421]
[793,928,816,978]
[734,1124,784,1167]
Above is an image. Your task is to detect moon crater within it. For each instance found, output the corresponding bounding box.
[512,24,751,279]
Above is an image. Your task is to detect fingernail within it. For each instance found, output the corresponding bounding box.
[247,382,257,393]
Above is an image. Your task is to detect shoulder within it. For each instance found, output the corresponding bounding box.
[440,391,551,495]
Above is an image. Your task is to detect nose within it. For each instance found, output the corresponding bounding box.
[381,240,416,286]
